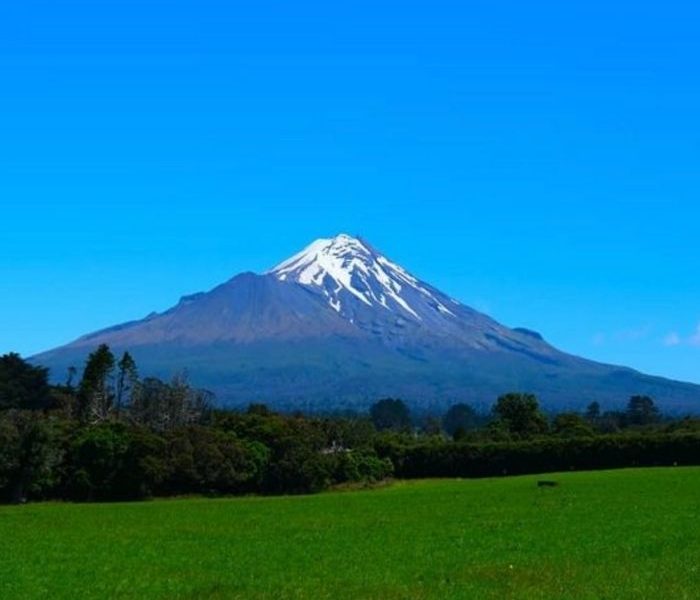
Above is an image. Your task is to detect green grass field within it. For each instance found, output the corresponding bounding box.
[1,468,699,599]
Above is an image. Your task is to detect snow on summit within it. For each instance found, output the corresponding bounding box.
[269,234,457,321]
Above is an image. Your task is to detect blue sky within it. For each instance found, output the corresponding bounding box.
[1,1,699,383]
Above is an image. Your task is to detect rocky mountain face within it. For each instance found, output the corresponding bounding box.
[34,234,700,412]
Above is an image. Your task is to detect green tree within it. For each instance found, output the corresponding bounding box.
[442,403,479,438]
[67,423,165,501]
[585,401,601,422]
[598,410,624,433]
[164,427,268,495]
[552,413,595,438]
[421,416,443,436]
[115,352,138,415]
[130,375,211,431]
[369,399,412,432]
[77,345,116,424]
[65,366,77,390]
[247,403,273,416]
[625,395,660,426]
[490,393,548,438]
[321,417,375,451]
[0,411,64,503]
[0,353,51,411]
[333,450,393,484]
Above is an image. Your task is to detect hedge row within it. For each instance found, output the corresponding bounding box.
[377,433,700,479]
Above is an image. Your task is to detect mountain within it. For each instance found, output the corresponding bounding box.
[33,234,700,412]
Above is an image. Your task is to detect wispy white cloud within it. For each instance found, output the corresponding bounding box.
[592,332,606,346]
[613,326,652,343]
[661,323,700,347]
[591,326,652,347]
[690,324,700,347]
[595,323,700,349]
[663,332,681,347]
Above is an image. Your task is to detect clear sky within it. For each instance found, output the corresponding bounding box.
[1,1,699,383]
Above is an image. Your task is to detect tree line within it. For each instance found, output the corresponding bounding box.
[1,348,699,503]
[369,393,668,440]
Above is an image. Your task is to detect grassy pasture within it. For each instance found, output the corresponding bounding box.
[1,468,699,599]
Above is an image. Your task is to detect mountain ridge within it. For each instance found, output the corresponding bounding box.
[33,234,700,413]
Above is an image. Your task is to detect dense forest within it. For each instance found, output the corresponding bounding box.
[1,346,699,503]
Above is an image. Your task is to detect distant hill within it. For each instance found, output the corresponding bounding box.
[34,234,700,412]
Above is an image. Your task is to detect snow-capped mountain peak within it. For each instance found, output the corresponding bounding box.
[269,234,458,322]
[271,234,373,285]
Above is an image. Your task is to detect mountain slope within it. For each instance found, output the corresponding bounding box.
[33,234,700,412]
